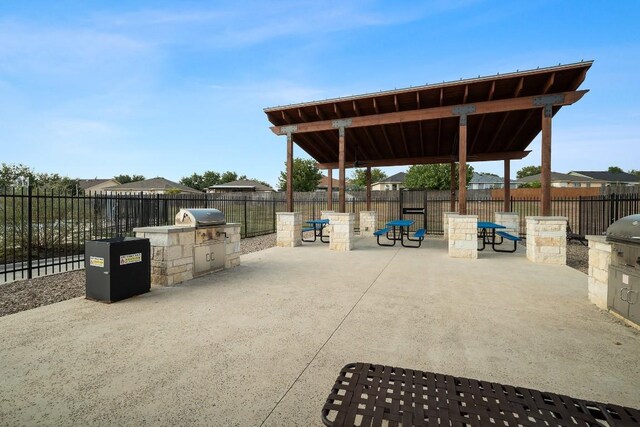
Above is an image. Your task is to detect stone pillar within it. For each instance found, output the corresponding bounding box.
[276,212,302,247]
[328,212,355,251]
[222,223,242,269]
[443,212,458,240]
[526,216,567,264]
[587,235,612,310]
[359,211,377,236]
[448,215,478,259]
[134,226,195,286]
[495,212,519,236]
[321,210,334,238]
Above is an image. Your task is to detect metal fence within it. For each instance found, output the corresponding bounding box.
[1,188,639,282]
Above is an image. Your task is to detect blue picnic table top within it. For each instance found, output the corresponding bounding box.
[477,221,506,229]
[387,219,414,227]
[307,219,329,225]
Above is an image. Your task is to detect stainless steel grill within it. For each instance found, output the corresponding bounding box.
[175,208,227,276]
[606,214,640,325]
[175,208,226,227]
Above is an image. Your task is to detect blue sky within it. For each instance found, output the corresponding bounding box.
[0,1,638,187]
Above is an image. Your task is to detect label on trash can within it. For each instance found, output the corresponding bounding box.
[89,256,105,268]
[120,253,142,265]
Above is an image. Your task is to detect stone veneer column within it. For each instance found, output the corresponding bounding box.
[359,211,377,236]
[443,212,458,239]
[448,215,478,259]
[222,223,242,269]
[321,210,334,237]
[495,212,520,235]
[587,235,611,310]
[526,216,567,264]
[328,212,355,251]
[276,212,302,247]
[134,226,195,286]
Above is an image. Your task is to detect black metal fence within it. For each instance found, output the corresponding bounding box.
[1,188,639,282]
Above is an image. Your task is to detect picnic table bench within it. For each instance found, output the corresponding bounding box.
[322,362,640,426]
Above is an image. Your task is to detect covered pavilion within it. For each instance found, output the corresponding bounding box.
[264,61,592,216]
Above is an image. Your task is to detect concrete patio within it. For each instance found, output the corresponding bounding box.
[1,237,638,426]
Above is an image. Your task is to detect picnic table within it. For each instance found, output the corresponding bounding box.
[477,221,506,251]
[302,219,330,243]
[321,362,640,426]
[478,221,522,253]
[374,220,426,248]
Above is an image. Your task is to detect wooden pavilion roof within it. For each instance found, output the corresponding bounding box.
[264,61,592,169]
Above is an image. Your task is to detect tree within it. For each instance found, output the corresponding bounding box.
[277,158,322,191]
[629,169,640,177]
[114,174,145,184]
[404,164,474,190]
[180,170,222,191]
[608,166,623,173]
[519,180,541,189]
[0,163,34,188]
[516,166,541,179]
[34,173,79,193]
[220,171,247,184]
[349,168,387,190]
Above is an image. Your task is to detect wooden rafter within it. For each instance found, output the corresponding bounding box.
[469,80,496,153]
[271,90,588,135]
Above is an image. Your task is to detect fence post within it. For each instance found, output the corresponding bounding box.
[27,185,33,279]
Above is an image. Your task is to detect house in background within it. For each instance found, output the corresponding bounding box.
[104,177,201,194]
[207,179,274,193]
[316,176,343,191]
[516,172,595,188]
[569,171,640,187]
[78,178,120,195]
[467,173,516,190]
[372,172,406,191]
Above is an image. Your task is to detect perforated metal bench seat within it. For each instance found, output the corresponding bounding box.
[322,362,640,427]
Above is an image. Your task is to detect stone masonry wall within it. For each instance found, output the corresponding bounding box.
[328,212,355,251]
[526,216,567,264]
[587,235,611,310]
[276,212,302,247]
[443,212,458,240]
[222,223,242,269]
[448,215,478,259]
[359,211,377,236]
[134,226,195,286]
[495,212,519,236]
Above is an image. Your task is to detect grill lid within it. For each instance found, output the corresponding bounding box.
[606,214,640,244]
[175,208,226,227]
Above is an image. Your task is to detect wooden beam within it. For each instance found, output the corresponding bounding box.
[366,167,372,211]
[462,84,469,104]
[458,119,468,215]
[317,150,530,169]
[334,103,343,118]
[271,90,588,135]
[327,168,333,210]
[315,105,325,120]
[362,126,383,158]
[286,132,294,212]
[541,109,552,216]
[338,127,346,212]
[503,160,511,212]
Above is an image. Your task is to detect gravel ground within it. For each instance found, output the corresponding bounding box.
[0,234,587,318]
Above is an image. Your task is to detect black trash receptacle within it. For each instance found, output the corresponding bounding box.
[85,237,150,303]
